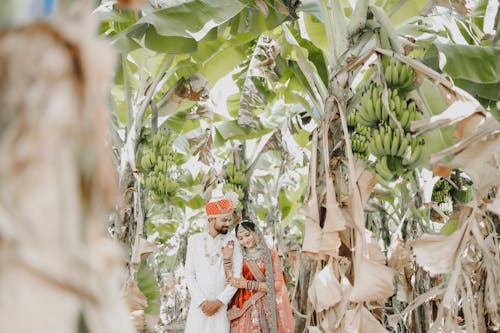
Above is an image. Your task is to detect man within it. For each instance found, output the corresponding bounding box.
[184,195,243,333]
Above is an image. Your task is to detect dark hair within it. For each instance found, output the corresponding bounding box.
[235,219,256,234]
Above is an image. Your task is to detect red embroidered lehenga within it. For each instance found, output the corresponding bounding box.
[227,249,294,333]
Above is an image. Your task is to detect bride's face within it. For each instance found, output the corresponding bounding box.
[237,228,257,249]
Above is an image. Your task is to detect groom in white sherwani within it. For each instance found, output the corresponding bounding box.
[184,195,243,333]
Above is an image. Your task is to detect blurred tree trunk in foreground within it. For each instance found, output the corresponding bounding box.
[0,7,134,333]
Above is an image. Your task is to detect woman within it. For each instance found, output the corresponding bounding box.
[223,220,295,333]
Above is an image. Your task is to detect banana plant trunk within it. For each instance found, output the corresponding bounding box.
[0,12,133,333]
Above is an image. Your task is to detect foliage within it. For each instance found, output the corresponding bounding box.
[98,0,500,331]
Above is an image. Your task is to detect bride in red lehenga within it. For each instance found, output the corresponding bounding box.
[223,220,294,333]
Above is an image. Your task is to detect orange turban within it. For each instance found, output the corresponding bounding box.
[205,198,235,218]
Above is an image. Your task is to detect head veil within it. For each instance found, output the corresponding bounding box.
[239,220,278,333]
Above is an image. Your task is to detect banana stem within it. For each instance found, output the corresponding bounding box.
[370,5,404,54]
[331,0,349,62]
[336,97,356,192]
[319,0,337,68]
[122,54,133,133]
[347,0,369,37]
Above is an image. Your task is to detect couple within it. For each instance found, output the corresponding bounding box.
[184,195,294,333]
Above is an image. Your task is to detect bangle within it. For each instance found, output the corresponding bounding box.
[246,280,259,290]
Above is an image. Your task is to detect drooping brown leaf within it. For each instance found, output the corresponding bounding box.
[186,102,214,120]
[117,0,145,10]
[138,239,157,260]
[308,261,343,312]
[322,119,347,233]
[487,188,500,215]
[326,274,353,330]
[388,236,413,302]
[365,230,386,265]
[435,0,471,15]
[349,257,395,303]
[352,162,376,208]
[129,310,145,332]
[342,161,374,233]
[432,164,452,177]
[255,0,270,16]
[342,305,388,333]
[302,132,323,259]
[124,279,147,312]
[411,100,484,134]
[412,221,468,276]
[319,230,342,258]
[323,179,342,225]
[174,74,209,101]
[437,131,500,197]
[191,129,214,165]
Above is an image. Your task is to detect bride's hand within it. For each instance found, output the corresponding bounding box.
[258,282,267,293]
[222,240,234,259]
[230,277,246,288]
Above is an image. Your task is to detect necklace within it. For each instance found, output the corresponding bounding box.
[203,234,222,265]
[243,247,263,261]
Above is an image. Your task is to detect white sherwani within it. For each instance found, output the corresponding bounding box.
[184,231,243,333]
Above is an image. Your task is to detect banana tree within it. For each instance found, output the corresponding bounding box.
[237,0,500,332]
[99,0,499,331]
[97,1,302,330]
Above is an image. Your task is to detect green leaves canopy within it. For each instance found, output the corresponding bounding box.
[423,43,500,101]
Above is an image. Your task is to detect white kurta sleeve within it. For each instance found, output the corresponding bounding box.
[216,240,243,305]
[185,236,207,307]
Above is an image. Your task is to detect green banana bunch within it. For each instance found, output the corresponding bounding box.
[368,127,387,158]
[374,155,396,182]
[231,171,247,186]
[432,190,447,203]
[225,162,248,186]
[437,179,452,191]
[402,137,426,168]
[140,150,157,170]
[140,129,181,203]
[164,177,179,195]
[384,59,416,93]
[347,110,357,129]
[356,86,387,127]
[150,131,173,164]
[432,178,453,203]
[396,100,420,130]
[224,160,248,207]
[351,133,369,160]
[223,182,244,201]
[354,152,368,160]
[386,89,420,131]
[140,127,153,145]
[351,133,368,153]
[355,124,372,138]
[368,125,412,160]
[145,171,179,203]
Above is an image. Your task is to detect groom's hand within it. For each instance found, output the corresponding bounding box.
[200,300,223,316]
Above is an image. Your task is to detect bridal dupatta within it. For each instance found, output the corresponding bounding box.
[228,250,294,333]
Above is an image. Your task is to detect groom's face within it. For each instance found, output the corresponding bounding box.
[212,215,233,234]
